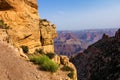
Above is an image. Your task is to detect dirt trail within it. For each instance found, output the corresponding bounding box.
[0,42,46,80]
[0,42,70,80]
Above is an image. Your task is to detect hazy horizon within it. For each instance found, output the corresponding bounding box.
[56,27,118,31]
[38,0,120,30]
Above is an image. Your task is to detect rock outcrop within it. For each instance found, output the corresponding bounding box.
[102,33,109,39]
[40,19,57,53]
[60,55,77,80]
[52,55,77,80]
[70,29,120,80]
[0,0,57,54]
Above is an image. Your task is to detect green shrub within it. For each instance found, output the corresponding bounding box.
[45,53,55,59]
[29,55,59,72]
[68,71,74,79]
[29,55,40,63]
[29,55,49,65]
[21,45,29,53]
[61,66,74,71]
[41,59,59,72]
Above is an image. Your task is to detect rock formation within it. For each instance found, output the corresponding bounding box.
[102,33,109,39]
[0,0,57,53]
[0,0,77,80]
[52,55,77,80]
[60,55,77,80]
[70,29,120,80]
[40,19,58,53]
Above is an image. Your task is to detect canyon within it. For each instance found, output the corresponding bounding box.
[0,0,119,80]
[55,28,117,57]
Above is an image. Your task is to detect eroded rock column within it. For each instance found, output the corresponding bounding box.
[40,19,58,53]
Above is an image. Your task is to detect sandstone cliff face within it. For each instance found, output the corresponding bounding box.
[40,19,58,53]
[0,0,57,53]
[0,0,40,53]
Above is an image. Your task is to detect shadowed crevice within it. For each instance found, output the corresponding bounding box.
[0,1,13,11]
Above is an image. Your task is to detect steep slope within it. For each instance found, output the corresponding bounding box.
[86,29,120,80]
[70,29,120,80]
[0,41,74,80]
[0,42,45,80]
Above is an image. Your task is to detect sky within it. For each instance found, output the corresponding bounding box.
[38,0,120,30]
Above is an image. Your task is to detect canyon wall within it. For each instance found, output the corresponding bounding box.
[0,0,57,53]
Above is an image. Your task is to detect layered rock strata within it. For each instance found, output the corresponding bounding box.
[0,0,57,53]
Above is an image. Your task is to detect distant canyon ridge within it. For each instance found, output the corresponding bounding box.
[54,28,118,57]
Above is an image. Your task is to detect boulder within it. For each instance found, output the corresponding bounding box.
[52,55,61,64]
[60,55,77,80]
